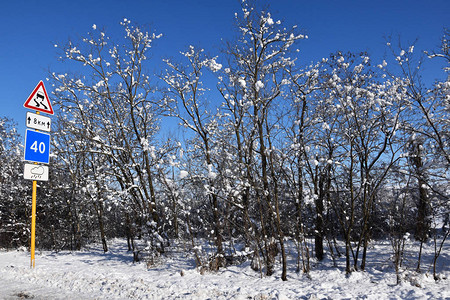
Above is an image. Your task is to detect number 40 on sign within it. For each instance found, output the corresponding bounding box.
[24,129,50,164]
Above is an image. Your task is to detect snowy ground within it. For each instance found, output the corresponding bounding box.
[0,238,448,299]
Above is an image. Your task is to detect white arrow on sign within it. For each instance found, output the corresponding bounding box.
[24,163,49,181]
[26,112,51,132]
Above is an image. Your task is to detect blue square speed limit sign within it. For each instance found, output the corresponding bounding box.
[24,129,50,164]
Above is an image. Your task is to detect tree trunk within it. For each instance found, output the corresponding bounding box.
[93,201,108,253]
[416,241,423,272]
[211,193,224,270]
[361,236,368,271]
[315,174,325,261]
[68,188,81,251]
[411,142,430,244]
[125,212,133,252]
[345,234,351,274]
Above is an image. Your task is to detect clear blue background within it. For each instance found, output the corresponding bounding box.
[1,0,448,136]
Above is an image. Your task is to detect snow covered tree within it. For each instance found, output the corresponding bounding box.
[384,31,450,279]
[312,51,407,273]
[0,117,29,249]
[51,19,165,258]
[217,0,306,280]
[281,61,320,270]
[161,46,226,270]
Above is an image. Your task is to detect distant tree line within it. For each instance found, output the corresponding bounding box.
[1,1,448,282]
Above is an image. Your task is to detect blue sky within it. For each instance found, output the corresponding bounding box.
[1,0,448,136]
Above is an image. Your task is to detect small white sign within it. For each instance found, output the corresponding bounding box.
[26,112,51,132]
[24,163,49,181]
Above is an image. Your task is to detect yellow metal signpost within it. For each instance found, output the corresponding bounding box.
[23,81,53,268]
[31,180,37,268]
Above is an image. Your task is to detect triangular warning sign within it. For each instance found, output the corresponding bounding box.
[23,80,54,115]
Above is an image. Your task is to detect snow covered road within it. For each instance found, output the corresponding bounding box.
[1,239,448,299]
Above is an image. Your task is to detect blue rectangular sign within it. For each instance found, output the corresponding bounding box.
[24,129,50,164]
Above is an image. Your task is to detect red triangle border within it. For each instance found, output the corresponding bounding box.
[23,80,54,115]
